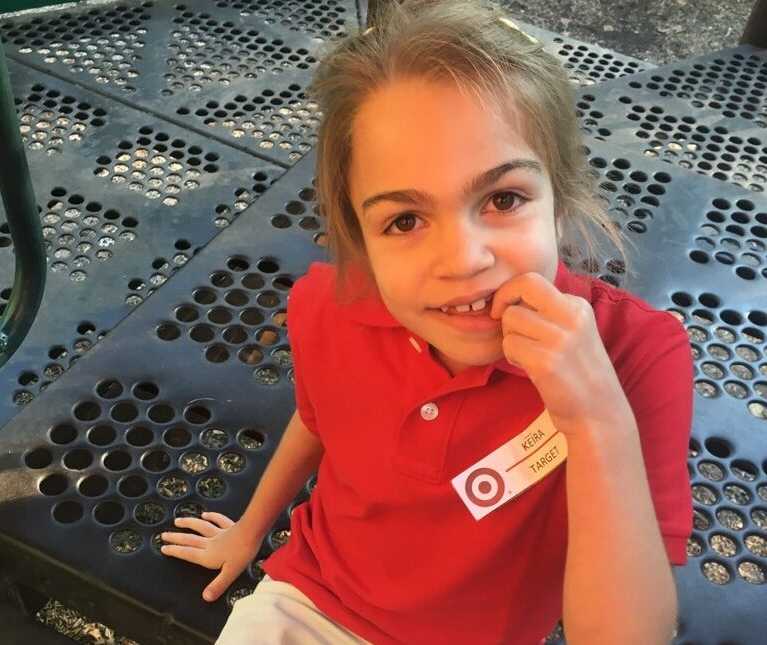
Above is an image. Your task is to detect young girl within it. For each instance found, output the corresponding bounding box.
[160,1,694,643]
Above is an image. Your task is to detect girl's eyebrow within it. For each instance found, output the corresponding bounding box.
[362,159,542,215]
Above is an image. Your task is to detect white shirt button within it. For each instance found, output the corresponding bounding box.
[420,402,439,421]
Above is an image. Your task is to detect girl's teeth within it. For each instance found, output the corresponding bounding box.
[438,296,491,314]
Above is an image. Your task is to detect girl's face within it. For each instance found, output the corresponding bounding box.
[348,78,560,376]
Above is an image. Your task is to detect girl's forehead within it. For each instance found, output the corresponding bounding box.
[352,117,545,180]
[348,85,548,201]
[351,118,538,176]
[356,77,525,132]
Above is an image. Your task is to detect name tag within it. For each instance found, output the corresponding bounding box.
[451,408,568,520]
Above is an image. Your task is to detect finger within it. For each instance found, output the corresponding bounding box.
[161,531,208,549]
[172,516,218,538]
[502,333,549,371]
[201,511,236,529]
[490,273,558,320]
[203,563,240,602]
[501,305,561,343]
[160,543,211,567]
[489,287,520,320]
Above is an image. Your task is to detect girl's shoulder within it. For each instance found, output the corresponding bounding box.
[589,275,682,329]
[289,262,337,311]
[290,261,376,317]
[287,262,350,348]
[585,276,690,383]
[295,261,336,287]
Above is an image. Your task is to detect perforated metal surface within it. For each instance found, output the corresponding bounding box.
[511,19,655,86]
[0,0,348,164]
[0,1,764,645]
[574,46,767,197]
[0,59,289,431]
[0,147,326,644]
[579,140,766,644]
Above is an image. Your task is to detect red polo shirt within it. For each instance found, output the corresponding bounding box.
[261,259,693,645]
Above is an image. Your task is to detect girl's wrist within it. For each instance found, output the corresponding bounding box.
[234,519,267,549]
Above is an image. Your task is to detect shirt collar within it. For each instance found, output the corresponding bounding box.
[338,259,595,379]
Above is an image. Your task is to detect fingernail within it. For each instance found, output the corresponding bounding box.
[203,592,211,601]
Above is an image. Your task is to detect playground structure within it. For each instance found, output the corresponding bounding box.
[0,0,765,643]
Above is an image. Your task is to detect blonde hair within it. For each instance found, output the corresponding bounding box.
[306,0,635,302]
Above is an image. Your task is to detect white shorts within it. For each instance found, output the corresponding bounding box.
[215,574,374,645]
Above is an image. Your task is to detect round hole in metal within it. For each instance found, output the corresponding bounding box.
[52,500,83,524]
[25,447,53,469]
[79,474,108,497]
[93,501,125,526]
[87,425,116,446]
[104,450,132,471]
[63,449,93,470]
[118,474,149,498]
[141,450,170,473]
[40,473,68,496]
[126,426,153,447]
[50,424,77,444]
[163,427,191,448]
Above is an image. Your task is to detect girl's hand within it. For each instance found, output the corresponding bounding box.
[489,271,632,438]
[160,511,264,602]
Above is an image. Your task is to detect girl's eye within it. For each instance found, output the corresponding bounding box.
[383,190,528,236]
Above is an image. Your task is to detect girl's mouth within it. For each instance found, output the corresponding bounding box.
[435,293,494,316]
[427,294,499,331]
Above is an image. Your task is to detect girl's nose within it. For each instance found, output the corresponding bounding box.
[436,217,494,278]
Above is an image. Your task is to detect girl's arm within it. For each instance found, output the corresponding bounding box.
[561,411,677,644]
[159,408,324,601]
[488,273,687,643]
[238,409,325,540]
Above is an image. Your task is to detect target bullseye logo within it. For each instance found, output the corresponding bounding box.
[464,467,506,507]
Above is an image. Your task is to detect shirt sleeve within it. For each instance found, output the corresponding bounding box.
[622,311,694,566]
[287,272,320,437]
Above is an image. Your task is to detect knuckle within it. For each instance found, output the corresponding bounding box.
[567,297,589,329]
[575,297,591,319]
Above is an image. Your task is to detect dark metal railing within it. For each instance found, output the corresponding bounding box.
[0,39,46,368]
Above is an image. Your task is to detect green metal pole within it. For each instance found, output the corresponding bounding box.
[0,38,46,368]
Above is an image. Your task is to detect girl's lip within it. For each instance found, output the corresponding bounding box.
[430,306,490,316]
[427,307,499,331]
[437,289,497,309]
